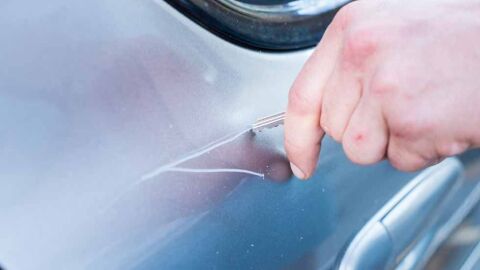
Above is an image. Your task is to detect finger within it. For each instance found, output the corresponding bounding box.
[285,21,344,179]
[387,136,431,172]
[285,2,365,179]
[320,66,362,142]
[342,97,388,165]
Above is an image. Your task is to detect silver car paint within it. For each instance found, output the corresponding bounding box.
[0,0,470,269]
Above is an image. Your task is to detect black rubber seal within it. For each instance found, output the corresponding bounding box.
[165,0,349,51]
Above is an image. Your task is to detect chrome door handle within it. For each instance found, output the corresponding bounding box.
[338,158,464,270]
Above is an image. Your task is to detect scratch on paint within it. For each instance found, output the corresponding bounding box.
[100,127,264,214]
[138,127,264,184]
[160,167,264,178]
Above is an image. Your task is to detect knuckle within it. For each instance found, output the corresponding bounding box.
[332,2,360,31]
[343,136,371,165]
[344,146,369,165]
[388,148,428,172]
[392,159,425,172]
[288,87,317,115]
[370,74,398,97]
[389,157,404,171]
[341,28,380,69]
[436,142,469,157]
[389,115,424,140]
[342,143,361,164]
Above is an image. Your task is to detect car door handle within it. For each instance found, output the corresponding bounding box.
[338,158,464,270]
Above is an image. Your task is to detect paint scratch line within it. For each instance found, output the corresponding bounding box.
[139,127,261,183]
[164,167,264,178]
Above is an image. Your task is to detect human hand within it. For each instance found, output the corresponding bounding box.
[285,0,480,179]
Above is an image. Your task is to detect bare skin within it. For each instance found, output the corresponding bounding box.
[285,0,480,179]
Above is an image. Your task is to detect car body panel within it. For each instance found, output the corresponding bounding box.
[0,1,478,269]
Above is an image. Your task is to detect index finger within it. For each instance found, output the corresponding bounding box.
[284,11,347,179]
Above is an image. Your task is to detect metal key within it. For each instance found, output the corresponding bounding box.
[251,111,286,133]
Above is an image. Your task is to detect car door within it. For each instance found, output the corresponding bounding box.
[1,0,480,269]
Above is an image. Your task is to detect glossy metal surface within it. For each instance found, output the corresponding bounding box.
[339,159,463,270]
[422,151,480,270]
[0,0,467,269]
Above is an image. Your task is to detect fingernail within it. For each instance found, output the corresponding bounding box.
[290,162,306,179]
